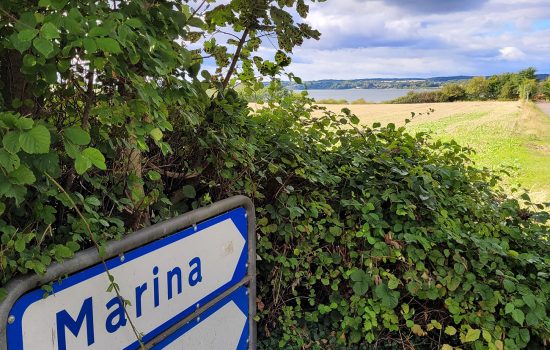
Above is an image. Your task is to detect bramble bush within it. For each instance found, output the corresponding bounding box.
[1,1,549,349]
[247,88,550,349]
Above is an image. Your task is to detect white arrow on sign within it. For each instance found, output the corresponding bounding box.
[159,301,247,350]
[12,213,247,350]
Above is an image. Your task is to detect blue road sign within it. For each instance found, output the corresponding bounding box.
[1,199,255,350]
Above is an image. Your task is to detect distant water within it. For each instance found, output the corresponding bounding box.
[292,88,435,103]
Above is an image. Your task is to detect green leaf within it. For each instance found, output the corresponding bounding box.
[15,117,34,130]
[444,326,457,336]
[525,311,539,326]
[53,244,74,259]
[64,141,80,159]
[22,54,37,67]
[64,127,90,145]
[38,0,51,7]
[51,0,68,10]
[0,149,20,172]
[19,125,51,154]
[126,18,143,28]
[411,324,426,336]
[350,269,366,282]
[503,279,516,293]
[33,37,54,57]
[181,185,196,199]
[511,309,524,325]
[149,128,163,141]
[74,155,92,175]
[9,165,36,185]
[374,284,399,309]
[463,328,481,342]
[74,147,106,174]
[10,33,32,53]
[388,278,399,290]
[15,238,26,253]
[350,269,369,295]
[522,293,536,309]
[18,13,37,30]
[85,196,101,207]
[82,147,106,170]
[519,329,530,343]
[3,131,22,154]
[505,303,515,314]
[352,280,369,295]
[82,37,97,53]
[18,29,39,42]
[96,37,121,54]
[88,26,110,37]
[40,22,60,39]
[42,64,58,84]
[147,170,161,181]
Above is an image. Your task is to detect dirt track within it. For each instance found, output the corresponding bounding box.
[537,102,550,116]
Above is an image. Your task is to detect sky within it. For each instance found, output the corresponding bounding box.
[273,0,550,80]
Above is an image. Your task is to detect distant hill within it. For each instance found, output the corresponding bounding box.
[283,74,549,90]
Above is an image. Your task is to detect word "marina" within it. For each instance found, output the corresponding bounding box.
[56,257,203,349]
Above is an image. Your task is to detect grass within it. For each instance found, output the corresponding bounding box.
[315,98,349,104]
[318,101,550,202]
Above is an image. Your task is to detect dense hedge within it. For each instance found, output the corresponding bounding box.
[387,90,448,104]
[243,89,550,349]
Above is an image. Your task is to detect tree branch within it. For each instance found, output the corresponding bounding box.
[188,0,207,21]
[82,69,94,129]
[216,30,241,41]
[223,27,250,89]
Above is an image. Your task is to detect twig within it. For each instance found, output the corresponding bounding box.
[188,0,207,21]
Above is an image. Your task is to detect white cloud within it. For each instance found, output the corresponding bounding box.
[499,46,526,60]
[275,0,550,79]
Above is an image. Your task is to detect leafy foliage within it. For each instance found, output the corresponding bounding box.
[0,0,320,287]
[247,87,550,349]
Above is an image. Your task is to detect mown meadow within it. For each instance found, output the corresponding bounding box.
[318,101,550,203]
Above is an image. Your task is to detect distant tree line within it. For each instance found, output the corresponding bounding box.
[387,68,550,104]
[285,76,476,90]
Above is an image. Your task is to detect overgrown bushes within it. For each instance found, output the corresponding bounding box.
[247,88,550,349]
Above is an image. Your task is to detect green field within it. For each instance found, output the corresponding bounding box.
[407,102,550,203]
[318,101,550,202]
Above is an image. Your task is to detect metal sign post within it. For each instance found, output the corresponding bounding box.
[0,195,256,350]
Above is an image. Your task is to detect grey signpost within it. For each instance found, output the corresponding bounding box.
[0,195,256,350]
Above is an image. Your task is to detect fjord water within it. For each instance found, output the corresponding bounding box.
[295,88,434,103]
